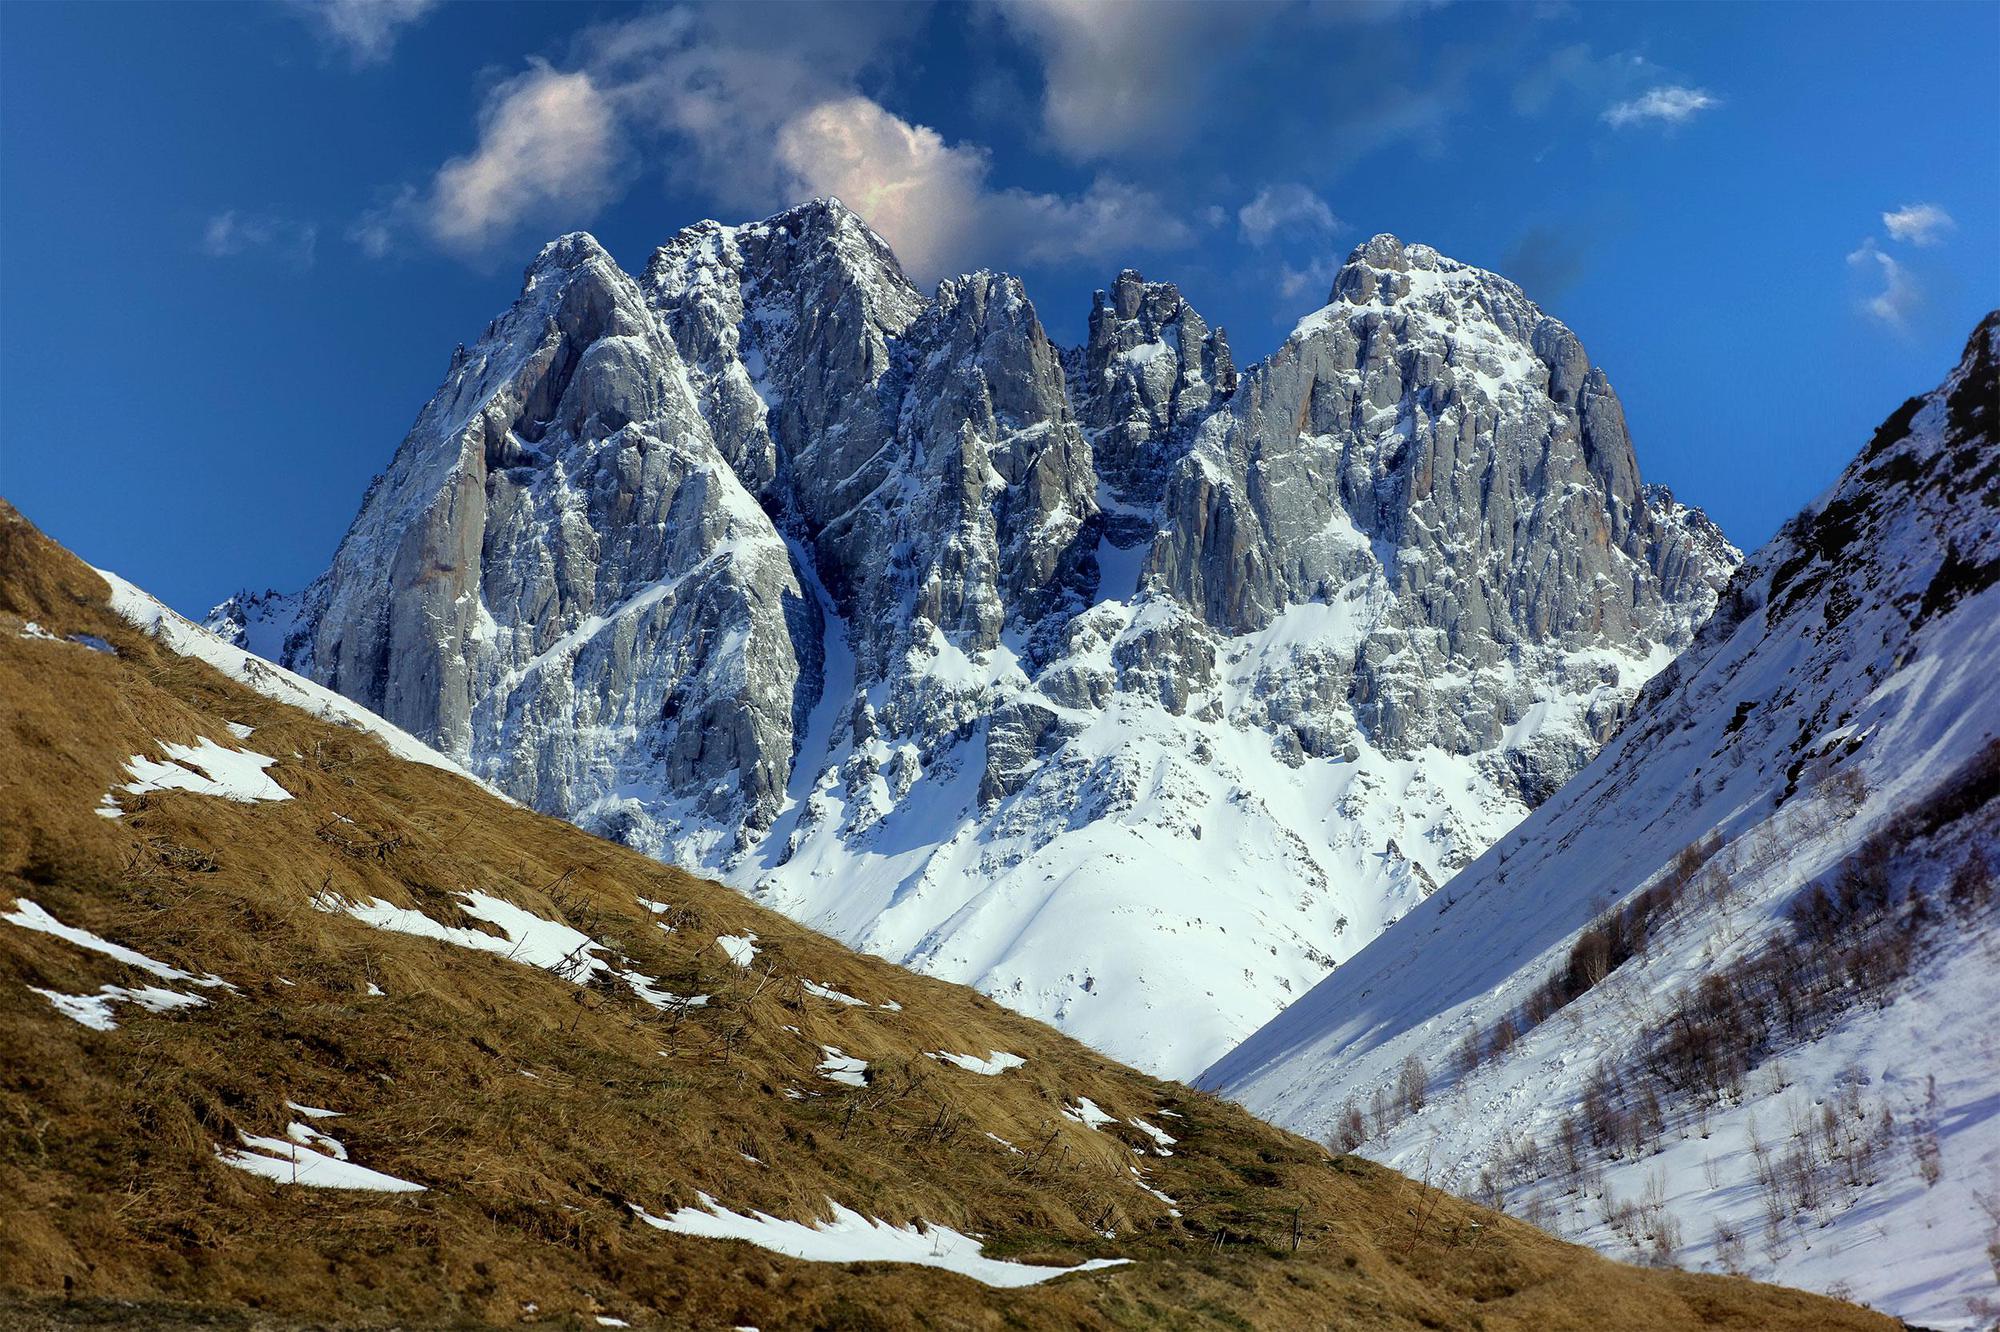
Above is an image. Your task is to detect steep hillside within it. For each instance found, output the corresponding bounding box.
[1205,314,2000,1328]
[210,202,1736,1079]
[0,502,1873,1331]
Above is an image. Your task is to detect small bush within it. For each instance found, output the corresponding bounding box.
[1397,1055,1429,1115]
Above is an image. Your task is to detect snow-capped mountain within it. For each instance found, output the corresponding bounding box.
[211,201,1736,1079]
[1204,314,2000,1327]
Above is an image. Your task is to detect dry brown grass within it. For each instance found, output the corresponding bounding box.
[0,501,1894,1331]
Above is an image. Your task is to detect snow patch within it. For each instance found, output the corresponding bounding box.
[632,1194,1129,1288]
[817,1047,868,1088]
[114,736,291,805]
[216,1122,424,1193]
[928,1050,1025,1076]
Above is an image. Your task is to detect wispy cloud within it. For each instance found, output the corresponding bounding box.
[1602,84,1718,128]
[287,0,438,67]
[201,210,318,269]
[1846,238,1920,329]
[1277,257,1339,303]
[1235,184,1343,309]
[1882,202,1955,247]
[993,0,1447,163]
[375,8,1202,280]
[993,0,1253,160]
[427,63,622,254]
[1238,184,1340,246]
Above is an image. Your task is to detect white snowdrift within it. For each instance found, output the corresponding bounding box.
[632,1193,1128,1288]
[216,1119,424,1193]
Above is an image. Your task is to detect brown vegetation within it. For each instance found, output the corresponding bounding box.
[0,502,1892,1331]
[1459,737,1997,1268]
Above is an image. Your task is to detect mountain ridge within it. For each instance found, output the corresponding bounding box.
[210,198,1739,1078]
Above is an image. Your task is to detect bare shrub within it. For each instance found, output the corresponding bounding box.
[1646,1209,1683,1268]
[1397,1055,1429,1115]
[1948,848,1993,919]
[1816,763,1870,819]
[1712,1218,1747,1274]
[1332,1099,1368,1152]
[1370,1082,1397,1137]
[1915,1129,1943,1187]
[1453,1028,1484,1078]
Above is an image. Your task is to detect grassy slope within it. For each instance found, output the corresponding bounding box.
[0,503,1891,1332]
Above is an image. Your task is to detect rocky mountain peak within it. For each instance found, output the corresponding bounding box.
[524,228,616,277]
[216,202,1740,1078]
[1072,268,1233,520]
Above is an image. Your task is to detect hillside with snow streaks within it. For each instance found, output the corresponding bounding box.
[212,201,1735,1078]
[1205,313,2000,1328]
[0,499,1888,1332]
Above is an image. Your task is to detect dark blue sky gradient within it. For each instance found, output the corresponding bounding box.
[3,1,1995,613]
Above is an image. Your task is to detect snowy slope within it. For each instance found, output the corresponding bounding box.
[1204,313,2000,1327]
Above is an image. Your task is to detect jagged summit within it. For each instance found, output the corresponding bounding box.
[527,229,614,270]
[210,201,1738,1078]
[1329,232,1486,298]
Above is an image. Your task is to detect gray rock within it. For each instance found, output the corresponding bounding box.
[217,208,1742,1079]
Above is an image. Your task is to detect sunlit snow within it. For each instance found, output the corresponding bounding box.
[632,1193,1129,1288]
[216,1121,424,1193]
[928,1050,1025,1076]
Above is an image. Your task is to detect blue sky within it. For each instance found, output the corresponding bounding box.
[3,0,1995,614]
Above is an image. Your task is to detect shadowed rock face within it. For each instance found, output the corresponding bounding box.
[213,201,1738,1077]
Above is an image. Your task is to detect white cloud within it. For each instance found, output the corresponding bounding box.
[1602,85,1718,128]
[288,0,438,67]
[774,96,1194,280]
[1278,256,1338,302]
[1238,184,1339,246]
[426,63,621,254]
[1847,237,1920,329]
[373,10,1199,278]
[1235,185,1341,311]
[1001,175,1198,268]
[201,210,318,268]
[1882,202,1955,247]
[775,97,990,281]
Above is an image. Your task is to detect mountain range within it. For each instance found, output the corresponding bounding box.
[210,200,1738,1080]
[6,189,1993,1327]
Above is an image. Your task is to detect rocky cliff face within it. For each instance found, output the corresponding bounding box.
[213,200,1738,1077]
